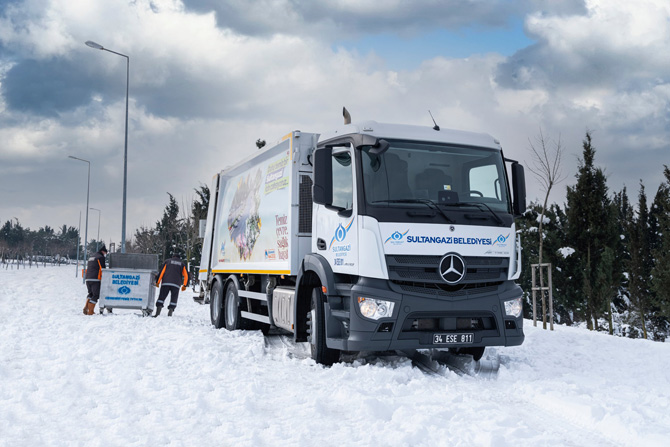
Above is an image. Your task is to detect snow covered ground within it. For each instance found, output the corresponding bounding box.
[1,265,669,447]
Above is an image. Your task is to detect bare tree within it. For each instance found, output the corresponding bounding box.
[527,129,566,328]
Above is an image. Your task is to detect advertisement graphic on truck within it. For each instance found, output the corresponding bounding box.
[213,145,292,271]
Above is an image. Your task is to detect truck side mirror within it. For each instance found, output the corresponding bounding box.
[369,139,389,155]
[511,162,526,216]
[312,147,333,205]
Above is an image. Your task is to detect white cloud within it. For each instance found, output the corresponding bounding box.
[505,0,670,90]
[0,0,668,243]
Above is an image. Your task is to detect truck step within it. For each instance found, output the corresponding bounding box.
[239,290,268,302]
[241,311,271,324]
[330,309,350,319]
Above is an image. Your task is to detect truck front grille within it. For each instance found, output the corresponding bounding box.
[393,281,500,297]
[385,254,508,297]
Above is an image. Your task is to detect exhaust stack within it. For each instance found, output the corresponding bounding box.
[343,107,351,125]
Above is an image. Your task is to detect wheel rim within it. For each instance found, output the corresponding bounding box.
[225,288,236,328]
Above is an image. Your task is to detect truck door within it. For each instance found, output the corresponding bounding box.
[314,145,359,275]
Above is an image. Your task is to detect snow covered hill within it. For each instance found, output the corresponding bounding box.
[1,265,669,447]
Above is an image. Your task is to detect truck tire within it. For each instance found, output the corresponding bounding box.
[224,281,243,331]
[308,288,340,366]
[210,279,225,329]
[453,347,485,361]
[468,347,485,361]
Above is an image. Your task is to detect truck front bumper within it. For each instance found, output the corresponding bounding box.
[325,277,524,352]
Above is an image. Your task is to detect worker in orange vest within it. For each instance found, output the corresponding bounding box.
[153,253,188,317]
[83,245,108,315]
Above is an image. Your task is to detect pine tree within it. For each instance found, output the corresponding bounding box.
[187,185,210,277]
[192,185,210,222]
[156,193,181,262]
[518,201,574,325]
[626,183,654,338]
[517,202,540,319]
[565,132,617,330]
[651,166,670,336]
[58,225,80,259]
[612,188,633,331]
[131,226,162,256]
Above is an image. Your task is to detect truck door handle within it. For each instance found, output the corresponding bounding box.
[317,238,327,250]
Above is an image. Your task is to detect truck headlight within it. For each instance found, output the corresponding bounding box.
[504,297,522,318]
[357,297,395,320]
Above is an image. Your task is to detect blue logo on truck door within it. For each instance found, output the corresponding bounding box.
[329,218,354,249]
[384,230,409,245]
[493,233,510,247]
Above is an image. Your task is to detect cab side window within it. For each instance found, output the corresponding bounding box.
[469,164,502,200]
[332,151,353,210]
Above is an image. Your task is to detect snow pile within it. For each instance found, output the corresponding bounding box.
[558,247,575,258]
[536,215,550,225]
[1,265,669,446]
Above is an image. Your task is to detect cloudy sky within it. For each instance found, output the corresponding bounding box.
[1,0,668,247]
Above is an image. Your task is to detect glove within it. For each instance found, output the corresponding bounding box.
[181,285,187,291]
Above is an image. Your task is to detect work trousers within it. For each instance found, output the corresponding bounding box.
[156,285,180,310]
[86,281,101,303]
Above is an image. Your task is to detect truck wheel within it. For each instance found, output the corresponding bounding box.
[453,347,485,361]
[468,347,485,361]
[308,288,340,366]
[224,281,243,331]
[210,279,225,328]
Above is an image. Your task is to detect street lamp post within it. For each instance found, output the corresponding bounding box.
[76,211,81,277]
[85,40,129,253]
[90,207,101,251]
[69,155,90,283]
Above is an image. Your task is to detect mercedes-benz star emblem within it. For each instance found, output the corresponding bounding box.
[439,253,466,284]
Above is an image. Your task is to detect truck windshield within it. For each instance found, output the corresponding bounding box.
[361,140,511,215]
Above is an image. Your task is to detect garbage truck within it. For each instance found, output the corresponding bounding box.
[196,110,526,365]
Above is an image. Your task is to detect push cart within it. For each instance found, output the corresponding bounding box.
[99,253,159,317]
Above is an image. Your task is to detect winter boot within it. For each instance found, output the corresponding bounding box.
[167,308,174,317]
[153,306,162,318]
[85,301,96,315]
[83,301,89,315]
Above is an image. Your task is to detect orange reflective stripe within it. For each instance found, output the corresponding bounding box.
[97,260,102,280]
[156,265,166,286]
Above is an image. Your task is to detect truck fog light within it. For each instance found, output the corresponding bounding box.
[504,297,522,318]
[358,297,395,320]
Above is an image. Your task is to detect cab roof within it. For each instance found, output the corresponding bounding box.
[318,120,501,151]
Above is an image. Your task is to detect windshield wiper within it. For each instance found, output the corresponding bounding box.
[438,201,504,225]
[371,199,454,223]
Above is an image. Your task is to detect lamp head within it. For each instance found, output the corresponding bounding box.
[85,41,104,50]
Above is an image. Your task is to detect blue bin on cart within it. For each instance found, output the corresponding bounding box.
[98,253,158,316]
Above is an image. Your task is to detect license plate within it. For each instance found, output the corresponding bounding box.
[432,333,474,344]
